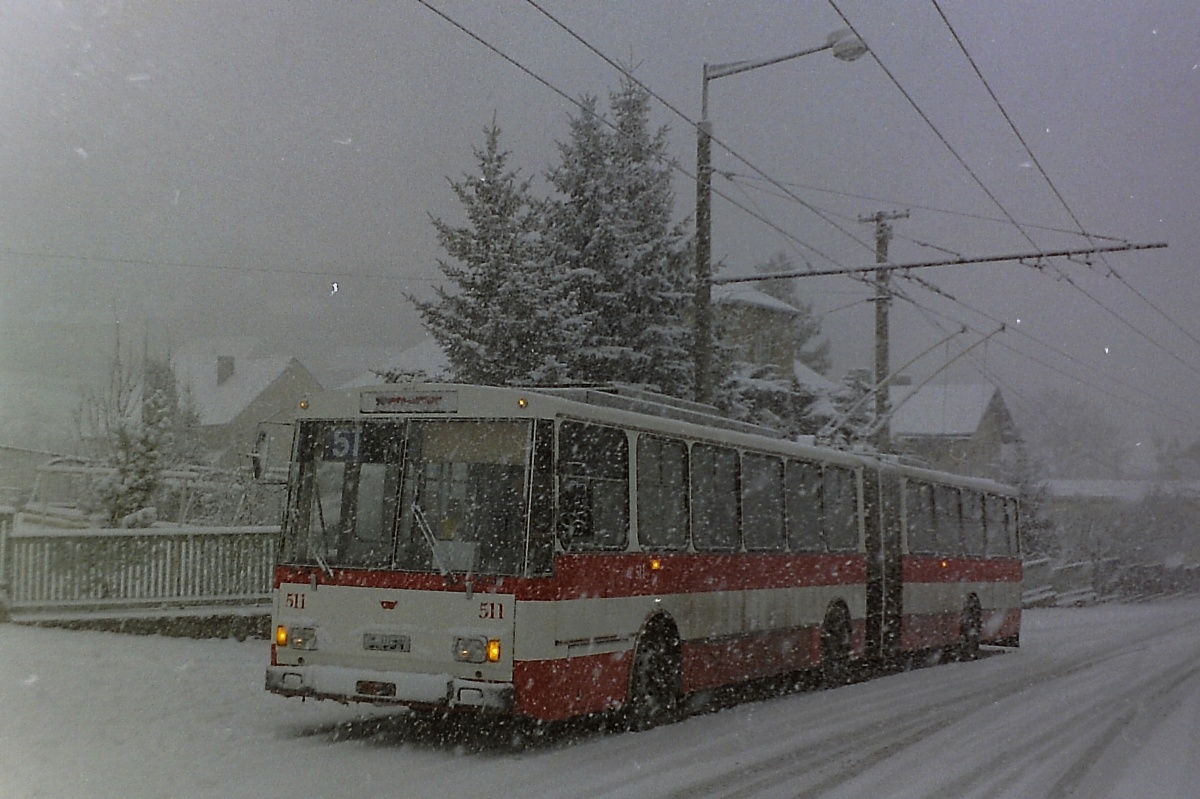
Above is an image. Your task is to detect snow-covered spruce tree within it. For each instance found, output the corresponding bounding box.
[544,76,695,397]
[821,367,878,445]
[415,121,573,386]
[77,343,171,527]
[144,355,201,466]
[92,385,171,527]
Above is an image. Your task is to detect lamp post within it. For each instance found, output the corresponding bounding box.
[693,29,868,404]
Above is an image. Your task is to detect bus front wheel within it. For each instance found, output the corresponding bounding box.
[626,619,682,731]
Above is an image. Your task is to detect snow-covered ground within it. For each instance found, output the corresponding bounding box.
[3,599,1199,798]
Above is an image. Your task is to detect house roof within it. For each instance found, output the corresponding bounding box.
[793,359,840,394]
[711,284,800,315]
[890,383,998,438]
[342,336,451,387]
[172,338,303,426]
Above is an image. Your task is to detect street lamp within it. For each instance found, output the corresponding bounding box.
[693,29,868,404]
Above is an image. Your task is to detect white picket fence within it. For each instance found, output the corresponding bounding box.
[0,511,276,622]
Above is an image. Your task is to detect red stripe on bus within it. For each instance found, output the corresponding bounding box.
[901,612,962,650]
[901,607,1022,651]
[902,556,1022,583]
[275,552,868,600]
[510,617,869,721]
[681,618,870,692]
[513,653,631,721]
[985,608,1022,641]
[537,553,866,600]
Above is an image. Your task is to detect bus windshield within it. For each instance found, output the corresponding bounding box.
[283,419,532,576]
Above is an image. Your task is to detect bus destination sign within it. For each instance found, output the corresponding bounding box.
[360,389,459,414]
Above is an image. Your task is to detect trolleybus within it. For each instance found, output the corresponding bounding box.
[265,383,1021,727]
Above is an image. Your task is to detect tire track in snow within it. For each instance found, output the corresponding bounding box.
[642,611,1200,799]
[920,643,1200,798]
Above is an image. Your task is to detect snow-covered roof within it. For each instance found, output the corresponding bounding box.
[890,383,998,438]
[1045,479,1200,502]
[342,336,451,387]
[711,284,800,315]
[172,338,301,426]
[793,360,840,394]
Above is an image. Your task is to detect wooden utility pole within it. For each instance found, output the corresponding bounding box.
[860,210,909,452]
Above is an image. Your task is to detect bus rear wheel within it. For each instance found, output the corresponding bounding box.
[820,604,853,687]
[626,620,681,731]
[958,597,983,662]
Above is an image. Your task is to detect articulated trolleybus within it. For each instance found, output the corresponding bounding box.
[266,383,1021,726]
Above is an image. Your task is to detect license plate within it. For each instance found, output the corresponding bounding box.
[363,632,410,652]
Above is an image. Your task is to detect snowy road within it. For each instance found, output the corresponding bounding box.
[3,600,1199,798]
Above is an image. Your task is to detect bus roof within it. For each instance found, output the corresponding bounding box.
[298,382,1016,496]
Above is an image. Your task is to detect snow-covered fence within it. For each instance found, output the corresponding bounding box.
[1051,561,1097,607]
[0,524,277,622]
[1022,558,1056,608]
[1114,563,1200,600]
[0,507,13,621]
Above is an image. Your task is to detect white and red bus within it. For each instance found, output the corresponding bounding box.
[266,383,1021,726]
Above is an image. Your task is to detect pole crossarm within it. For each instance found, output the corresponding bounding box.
[711,241,1168,284]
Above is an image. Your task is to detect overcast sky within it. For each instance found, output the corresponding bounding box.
[2,0,1197,452]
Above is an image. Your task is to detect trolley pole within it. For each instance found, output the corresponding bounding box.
[860,210,909,453]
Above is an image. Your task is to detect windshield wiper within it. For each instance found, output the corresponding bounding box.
[312,550,335,580]
[412,502,453,581]
[311,485,336,579]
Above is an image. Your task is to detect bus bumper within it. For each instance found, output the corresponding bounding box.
[265,665,515,713]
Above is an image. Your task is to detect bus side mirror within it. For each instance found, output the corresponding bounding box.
[252,430,268,481]
[251,427,287,484]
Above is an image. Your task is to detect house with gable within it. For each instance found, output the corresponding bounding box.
[889,382,1022,480]
[711,282,845,433]
[712,283,802,379]
[341,336,452,387]
[173,339,323,469]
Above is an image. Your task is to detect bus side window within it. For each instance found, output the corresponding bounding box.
[1006,498,1021,556]
[743,453,784,552]
[934,485,963,556]
[636,435,689,551]
[824,466,859,551]
[691,443,739,551]
[557,421,629,551]
[984,493,1008,557]
[905,481,936,554]
[527,419,556,574]
[785,460,823,552]
[962,491,986,557]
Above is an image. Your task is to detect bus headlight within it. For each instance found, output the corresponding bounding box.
[277,624,318,650]
[454,636,501,664]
